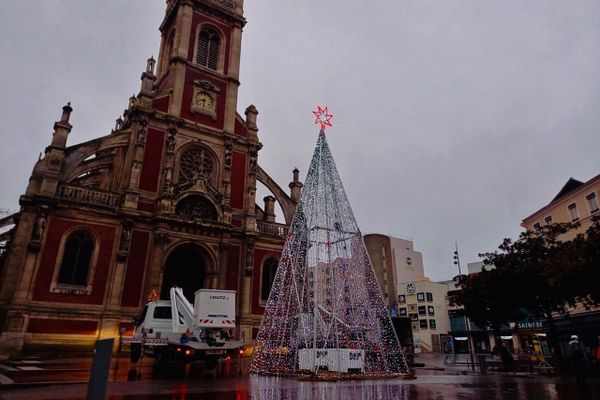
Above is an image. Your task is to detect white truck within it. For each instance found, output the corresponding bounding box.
[123,287,244,370]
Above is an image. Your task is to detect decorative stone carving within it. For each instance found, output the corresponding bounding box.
[180,148,213,181]
[129,160,142,187]
[29,207,48,250]
[245,238,255,275]
[175,195,218,221]
[166,125,177,153]
[249,148,258,174]
[118,219,133,258]
[137,127,146,145]
[32,210,47,241]
[163,167,173,188]
[224,142,233,168]
[154,232,170,245]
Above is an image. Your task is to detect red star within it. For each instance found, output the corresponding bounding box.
[312,105,333,131]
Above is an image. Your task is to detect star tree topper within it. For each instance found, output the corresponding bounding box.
[313,105,333,131]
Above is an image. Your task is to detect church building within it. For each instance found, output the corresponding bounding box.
[0,0,301,352]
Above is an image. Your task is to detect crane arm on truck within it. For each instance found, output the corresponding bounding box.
[170,287,196,334]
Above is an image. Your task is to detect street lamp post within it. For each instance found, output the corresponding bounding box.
[453,242,462,276]
[453,243,475,371]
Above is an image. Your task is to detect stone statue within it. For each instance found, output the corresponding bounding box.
[119,221,133,254]
[137,127,147,145]
[32,211,47,240]
[166,126,177,153]
[249,149,258,173]
[224,143,233,168]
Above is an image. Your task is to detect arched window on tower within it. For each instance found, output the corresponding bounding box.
[261,257,279,302]
[196,27,220,70]
[57,230,95,286]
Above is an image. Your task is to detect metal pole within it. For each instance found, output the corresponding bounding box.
[466,316,475,371]
[454,242,462,276]
[239,331,245,375]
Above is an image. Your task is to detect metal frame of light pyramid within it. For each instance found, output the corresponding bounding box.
[251,129,409,377]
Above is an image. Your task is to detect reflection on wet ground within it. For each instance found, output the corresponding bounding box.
[1,374,596,400]
[249,376,411,400]
[246,376,599,400]
[1,355,599,400]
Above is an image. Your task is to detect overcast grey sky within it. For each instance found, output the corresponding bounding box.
[1,1,599,281]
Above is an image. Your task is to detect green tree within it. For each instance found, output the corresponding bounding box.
[453,266,525,332]
[573,216,600,305]
[457,222,581,363]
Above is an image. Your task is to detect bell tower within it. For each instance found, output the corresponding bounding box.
[154,0,245,134]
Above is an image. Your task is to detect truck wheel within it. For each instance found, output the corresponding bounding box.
[204,355,219,370]
[130,343,142,363]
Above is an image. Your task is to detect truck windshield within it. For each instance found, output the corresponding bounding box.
[153,306,172,319]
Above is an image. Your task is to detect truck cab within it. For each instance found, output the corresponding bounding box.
[133,300,180,341]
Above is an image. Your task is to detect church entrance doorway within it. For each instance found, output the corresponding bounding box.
[161,244,207,302]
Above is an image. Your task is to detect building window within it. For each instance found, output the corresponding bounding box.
[408,304,417,313]
[567,203,579,222]
[544,216,553,226]
[57,230,95,286]
[417,292,425,302]
[426,292,433,302]
[418,305,426,316]
[587,193,599,213]
[409,313,418,321]
[428,306,435,316]
[429,319,437,330]
[196,27,220,70]
[397,294,406,304]
[533,223,542,233]
[450,315,467,331]
[399,307,407,317]
[419,320,428,329]
[260,258,278,302]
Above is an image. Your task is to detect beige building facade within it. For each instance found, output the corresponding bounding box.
[364,234,425,307]
[522,174,600,239]
[364,234,450,352]
[396,279,451,353]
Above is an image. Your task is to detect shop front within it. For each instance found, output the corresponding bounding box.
[515,319,551,357]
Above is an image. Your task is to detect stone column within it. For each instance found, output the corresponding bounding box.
[263,196,276,223]
[145,231,170,297]
[289,167,303,205]
[222,140,233,224]
[241,239,254,314]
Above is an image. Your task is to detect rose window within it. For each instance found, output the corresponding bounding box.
[179,148,213,182]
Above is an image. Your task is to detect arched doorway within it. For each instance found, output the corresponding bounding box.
[161,244,207,302]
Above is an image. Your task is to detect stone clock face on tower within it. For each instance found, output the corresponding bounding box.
[194,91,215,112]
[191,81,219,119]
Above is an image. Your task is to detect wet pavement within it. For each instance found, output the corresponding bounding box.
[1,374,598,400]
[0,353,598,399]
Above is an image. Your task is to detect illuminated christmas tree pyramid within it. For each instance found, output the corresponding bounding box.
[251,107,410,377]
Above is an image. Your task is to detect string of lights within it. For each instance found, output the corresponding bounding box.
[251,127,409,377]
